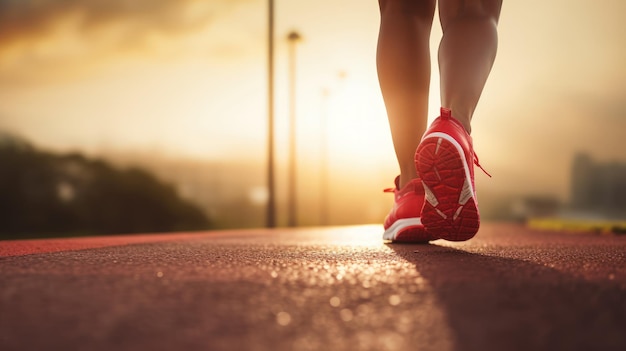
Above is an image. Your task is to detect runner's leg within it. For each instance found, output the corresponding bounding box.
[438,0,502,133]
[377,0,436,188]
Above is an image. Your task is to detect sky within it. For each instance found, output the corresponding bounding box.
[1,0,625,204]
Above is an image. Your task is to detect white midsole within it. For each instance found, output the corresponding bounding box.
[383,218,422,240]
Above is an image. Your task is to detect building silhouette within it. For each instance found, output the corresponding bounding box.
[571,153,626,219]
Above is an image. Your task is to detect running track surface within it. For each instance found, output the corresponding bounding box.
[1,223,625,351]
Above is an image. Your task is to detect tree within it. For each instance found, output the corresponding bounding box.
[0,132,211,239]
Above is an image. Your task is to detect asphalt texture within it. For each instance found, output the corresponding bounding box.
[1,223,625,351]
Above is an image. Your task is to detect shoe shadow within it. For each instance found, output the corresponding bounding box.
[386,241,626,351]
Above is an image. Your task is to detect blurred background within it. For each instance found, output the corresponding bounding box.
[1,0,625,239]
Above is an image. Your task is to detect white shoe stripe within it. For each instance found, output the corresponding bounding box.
[435,208,447,219]
[453,205,464,221]
[423,183,438,207]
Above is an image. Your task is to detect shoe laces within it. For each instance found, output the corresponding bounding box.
[384,177,425,194]
[383,176,401,193]
[474,154,492,178]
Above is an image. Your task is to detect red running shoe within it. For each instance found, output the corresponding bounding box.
[383,176,435,243]
[415,107,490,241]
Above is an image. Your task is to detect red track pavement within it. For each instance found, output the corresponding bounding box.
[1,223,625,351]
[0,229,277,257]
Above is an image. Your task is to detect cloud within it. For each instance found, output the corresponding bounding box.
[0,0,255,63]
[0,0,249,43]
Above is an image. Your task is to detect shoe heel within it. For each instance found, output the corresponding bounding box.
[415,136,479,241]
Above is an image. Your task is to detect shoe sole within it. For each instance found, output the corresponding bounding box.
[415,133,479,241]
[383,218,431,243]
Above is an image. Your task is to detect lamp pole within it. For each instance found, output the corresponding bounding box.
[266,0,276,228]
[287,31,301,227]
[320,88,330,226]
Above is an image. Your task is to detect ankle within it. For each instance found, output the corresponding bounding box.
[442,110,472,134]
[443,106,472,134]
[399,170,417,189]
[457,118,472,134]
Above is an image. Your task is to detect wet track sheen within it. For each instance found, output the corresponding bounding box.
[1,224,625,351]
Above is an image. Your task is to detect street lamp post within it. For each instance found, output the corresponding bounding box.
[319,72,346,226]
[320,88,330,226]
[267,0,276,228]
[287,31,301,227]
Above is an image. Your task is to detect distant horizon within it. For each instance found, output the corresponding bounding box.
[6,130,625,233]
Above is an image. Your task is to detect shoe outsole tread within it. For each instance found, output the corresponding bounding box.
[394,226,431,243]
[416,136,479,241]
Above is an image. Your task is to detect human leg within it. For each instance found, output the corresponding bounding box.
[378,0,436,242]
[438,0,502,133]
[377,0,436,189]
[414,0,502,241]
